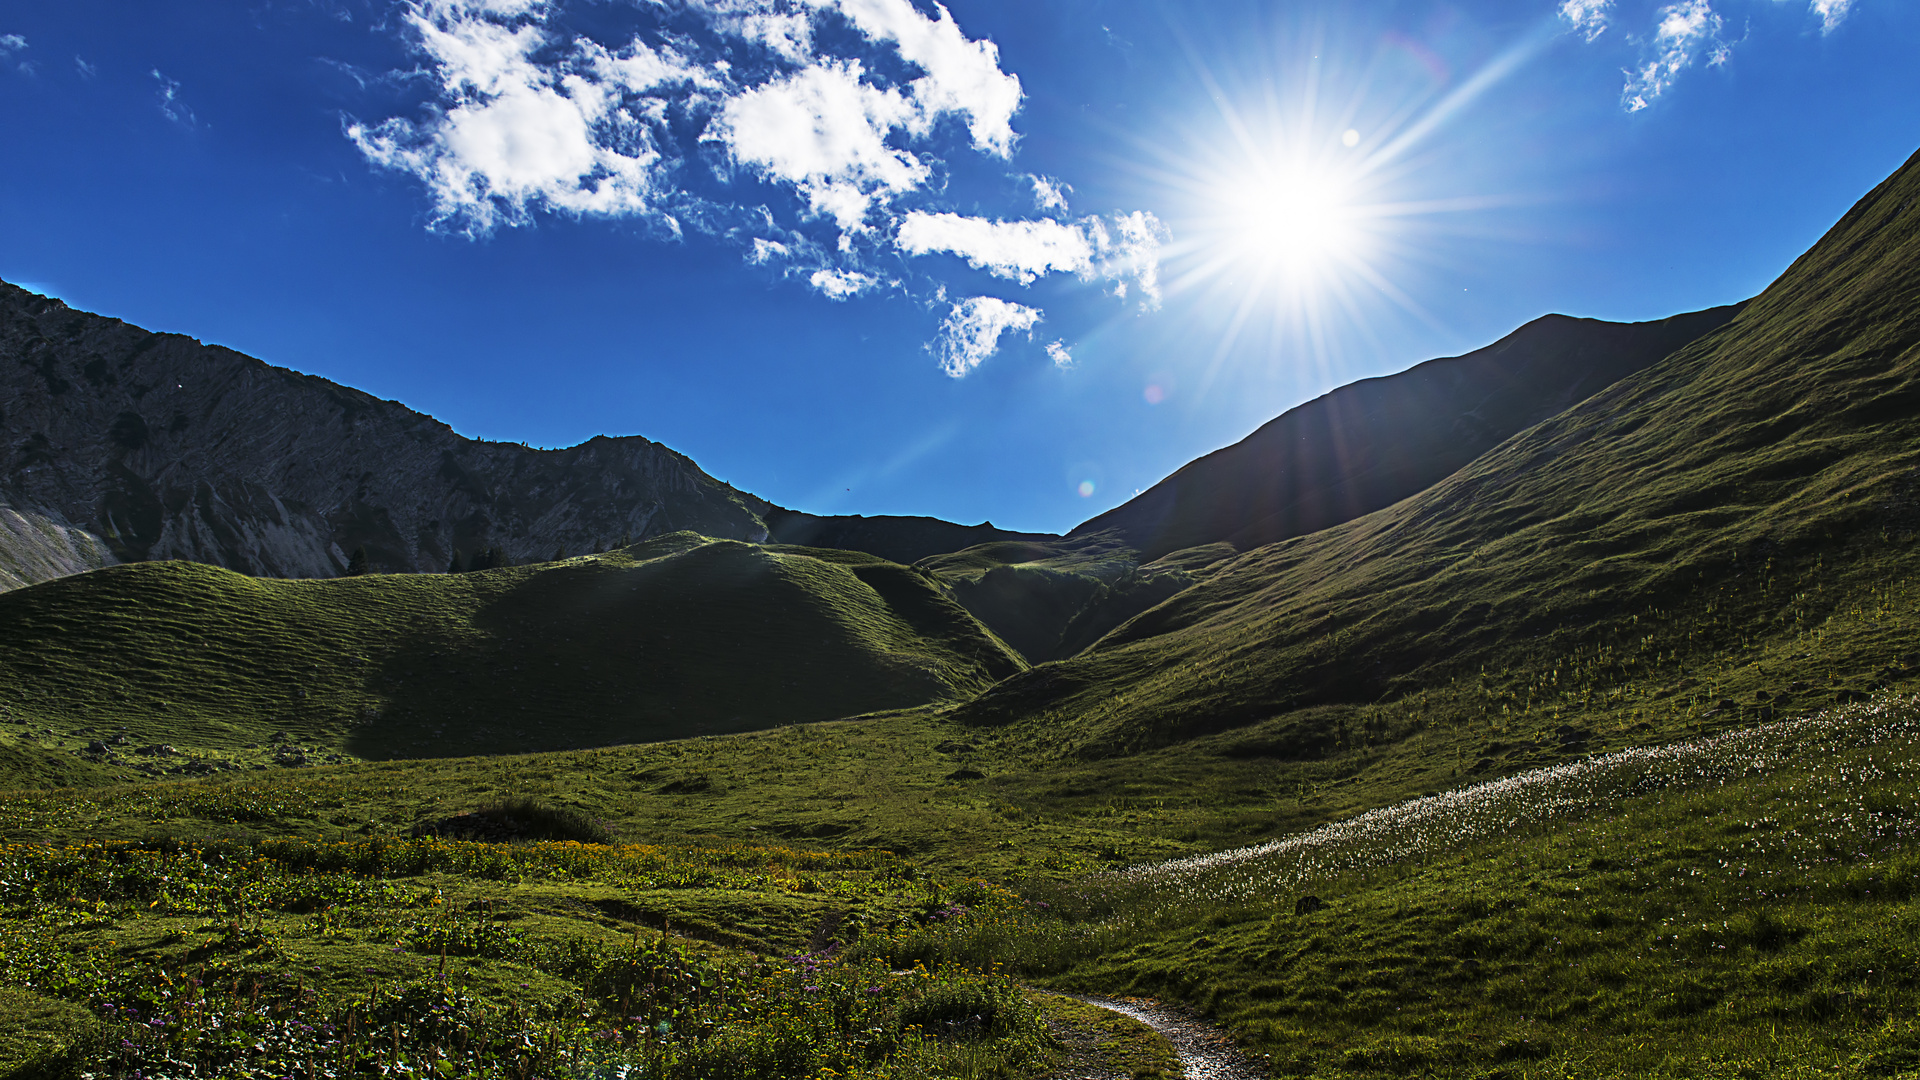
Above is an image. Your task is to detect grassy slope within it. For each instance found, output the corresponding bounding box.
[0,533,1024,770]
[955,148,1920,797]
[1010,701,1920,1078]
[1072,305,1744,560]
[918,533,1200,664]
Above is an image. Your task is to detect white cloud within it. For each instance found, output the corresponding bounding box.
[1810,0,1853,32]
[1621,0,1728,112]
[896,212,1093,283]
[815,0,1023,156]
[0,34,26,54]
[151,70,199,127]
[1045,340,1072,367]
[1029,174,1070,212]
[809,267,877,297]
[74,55,97,79]
[1096,210,1167,310]
[1558,0,1612,41]
[347,3,708,234]
[933,296,1040,377]
[711,59,926,232]
[353,0,1162,368]
[894,209,1165,303]
[710,8,815,63]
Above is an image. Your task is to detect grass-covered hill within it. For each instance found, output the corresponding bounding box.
[957,146,1920,779]
[912,533,1202,664]
[1071,303,1743,560]
[0,533,1024,771]
[761,506,1056,566]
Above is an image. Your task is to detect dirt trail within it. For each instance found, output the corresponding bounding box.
[1064,993,1267,1079]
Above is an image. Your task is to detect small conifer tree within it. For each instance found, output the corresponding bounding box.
[448,549,465,574]
[346,546,369,576]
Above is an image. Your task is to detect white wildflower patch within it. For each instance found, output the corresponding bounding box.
[1110,693,1920,904]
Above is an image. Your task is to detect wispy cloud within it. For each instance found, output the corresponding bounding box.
[74,55,97,79]
[1621,0,1728,112]
[349,0,1162,375]
[933,296,1040,377]
[1810,0,1853,32]
[1044,339,1072,367]
[1567,0,1857,110]
[1558,0,1613,41]
[1029,174,1070,212]
[0,32,30,75]
[809,267,878,298]
[152,69,200,127]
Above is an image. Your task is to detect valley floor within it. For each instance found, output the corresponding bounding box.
[4,695,1920,1078]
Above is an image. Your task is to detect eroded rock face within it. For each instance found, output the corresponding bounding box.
[0,281,771,588]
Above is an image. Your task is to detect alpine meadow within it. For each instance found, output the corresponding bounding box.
[6,11,1920,1078]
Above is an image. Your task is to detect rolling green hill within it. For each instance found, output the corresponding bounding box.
[956,147,1920,779]
[1072,304,1743,560]
[0,533,1024,771]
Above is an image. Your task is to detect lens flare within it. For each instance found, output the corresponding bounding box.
[1077,480,1096,497]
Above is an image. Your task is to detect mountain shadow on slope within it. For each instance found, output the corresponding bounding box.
[0,533,1025,761]
[1071,304,1745,560]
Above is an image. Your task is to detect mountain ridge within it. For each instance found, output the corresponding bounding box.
[1072,303,1745,559]
[0,281,780,587]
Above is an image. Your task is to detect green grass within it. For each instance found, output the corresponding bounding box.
[948,146,1920,819]
[0,533,1024,773]
[858,696,1920,1078]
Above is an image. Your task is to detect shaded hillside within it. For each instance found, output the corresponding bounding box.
[915,532,1196,663]
[960,147,1920,761]
[762,507,1054,565]
[0,281,770,587]
[1073,303,1743,559]
[0,533,1025,763]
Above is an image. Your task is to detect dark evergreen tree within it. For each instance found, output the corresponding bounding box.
[448,549,466,574]
[551,547,566,562]
[346,546,369,576]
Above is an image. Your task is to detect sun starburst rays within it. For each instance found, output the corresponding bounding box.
[1105,16,1554,403]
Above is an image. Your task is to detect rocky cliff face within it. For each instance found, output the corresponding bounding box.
[0,281,771,589]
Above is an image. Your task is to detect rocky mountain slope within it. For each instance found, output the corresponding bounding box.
[0,281,774,589]
[1073,304,1743,559]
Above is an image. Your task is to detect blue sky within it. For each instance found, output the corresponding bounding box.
[2,0,1916,534]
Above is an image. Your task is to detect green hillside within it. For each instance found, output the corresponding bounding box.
[955,147,1920,788]
[1071,304,1742,560]
[913,533,1201,664]
[0,533,1024,772]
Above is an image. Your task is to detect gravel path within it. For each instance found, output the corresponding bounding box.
[1063,993,1267,1079]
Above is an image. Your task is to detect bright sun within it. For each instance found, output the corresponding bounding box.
[1219,166,1360,278]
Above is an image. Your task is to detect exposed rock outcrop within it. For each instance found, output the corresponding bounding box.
[0,281,771,587]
